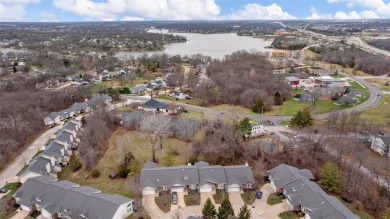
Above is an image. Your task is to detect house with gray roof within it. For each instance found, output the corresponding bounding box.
[131,84,147,94]
[268,164,358,219]
[370,135,390,157]
[14,176,134,219]
[44,112,63,126]
[140,162,254,195]
[138,98,182,115]
[19,156,59,184]
[168,91,188,100]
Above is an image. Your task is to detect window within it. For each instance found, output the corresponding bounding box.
[163,186,168,191]
[127,207,132,212]
[246,183,252,188]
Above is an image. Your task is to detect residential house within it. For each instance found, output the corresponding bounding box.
[138,99,182,115]
[71,102,91,114]
[285,76,299,86]
[131,84,147,94]
[370,135,390,157]
[268,164,359,219]
[271,50,292,59]
[14,176,134,219]
[140,162,254,195]
[19,156,58,183]
[168,91,188,100]
[154,78,167,88]
[145,83,158,91]
[250,125,264,137]
[44,112,63,126]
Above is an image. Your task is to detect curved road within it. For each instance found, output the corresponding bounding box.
[126,74,382,123]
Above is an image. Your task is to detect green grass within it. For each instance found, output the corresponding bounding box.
[1,183,20,196]
[267,194,283,205]
[348,80,366,90]
[361,95,390,129]
[158,95,200,106]
[278,211,299,219]
[17,165,29,176]
[339,199,374,219]
[241,190,257,205]
[32,150,44,159]
[179,110,208,121]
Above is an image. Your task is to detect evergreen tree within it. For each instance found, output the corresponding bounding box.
[217,197,234,219]
[320,161,342,194]
[238,204,252,219]
[381,208,390,219]
[202,198,217,219]
[290,107,313,128]
[252,99,264,114]
[235,118,252,140]
[274,91,283,106]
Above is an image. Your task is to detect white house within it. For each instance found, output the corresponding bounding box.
[370,135,390,157]
[14,176,134,219]
[44,112,62,126]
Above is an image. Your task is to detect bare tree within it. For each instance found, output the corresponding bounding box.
[140,114,172,162]
[309,87,322,107]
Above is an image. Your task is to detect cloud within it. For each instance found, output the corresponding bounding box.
[39,11,60,22]
[0,0,40,3]
[53,0,221,21]
[227,3,296,20]
[307,5,379,19]
[327,0,390,17]
[121,16,144,21]
[0,3,26,21]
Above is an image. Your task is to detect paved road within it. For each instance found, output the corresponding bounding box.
[0,125,62,188]
[347,36,390,57]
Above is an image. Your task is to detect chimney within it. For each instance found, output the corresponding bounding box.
[245,161,248,166]
[187,163,191,166]
[46,163,51,173]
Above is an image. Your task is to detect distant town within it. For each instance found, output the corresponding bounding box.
[0,20,389,219]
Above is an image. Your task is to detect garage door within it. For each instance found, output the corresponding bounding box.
[227,186,240,193]
[171,187,184,193]
[200,185,212,193]
[142,188,156,195]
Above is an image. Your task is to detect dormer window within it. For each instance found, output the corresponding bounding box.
[36,197,43,202]
[156,178,160,182]
[184,176,189,181]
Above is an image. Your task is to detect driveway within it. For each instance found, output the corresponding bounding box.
[142,195,170,219]
[228,192,245,214]
[0,125,63,188]
[200,192,215,205]
[250,183,289,219]
[170,192,186,211]
[10,210,29,219]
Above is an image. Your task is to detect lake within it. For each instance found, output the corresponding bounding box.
[115,29,274,60]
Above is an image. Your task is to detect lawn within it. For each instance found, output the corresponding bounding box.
[241,190,257,205]
[313,61,369,77]
[348,80,366,90]
[178,110,209,121]
[184,192,201,206]
[209,104,257,115]
[158,95,200,106]
[0,183,21,219]
[365,78,390,90]
[267,194,283,205]
[57,129,193,199]
[155,194,171,213]
[361,95,390,130]
[339,199,374,219]
[278,211,299,219]
[213,190,229,204]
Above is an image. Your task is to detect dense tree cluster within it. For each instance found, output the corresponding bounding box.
[367,39,390,51]
[196,51,291,111]
[310,46,390,76]
[0,86,91,170]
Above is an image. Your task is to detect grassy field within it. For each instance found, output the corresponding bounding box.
[0,183,21,219]
[313,61,369,77]
[209,104,257,115]
[361,95,390,130]
[58,129,192,198]
[158,95,200,106]
[365,78,390,90]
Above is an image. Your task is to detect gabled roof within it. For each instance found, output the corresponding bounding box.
[19,156,52,177]
[141,99,169,110]
[46,112,61,120]
[269,164,358,219]
[224,165,255,185]
[56,132,72,145]
[198,166,227,186]
[379,136,390,145]
[42,143,64,158]
[14,176,133,219]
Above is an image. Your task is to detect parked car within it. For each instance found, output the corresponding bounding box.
[0,188,8,193]
[172,192,178,205]
[256,191,263,199]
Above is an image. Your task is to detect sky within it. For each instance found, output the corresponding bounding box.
[0,0,390,22]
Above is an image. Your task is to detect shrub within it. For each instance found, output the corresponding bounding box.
[297,212,304,217]
[90,169,101,178]
[69,153,82,172]
[118,167,130,178]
